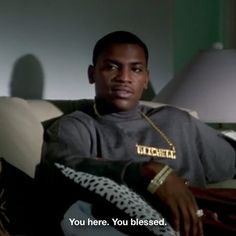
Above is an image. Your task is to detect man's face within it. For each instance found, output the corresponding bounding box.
[88,43,149,111]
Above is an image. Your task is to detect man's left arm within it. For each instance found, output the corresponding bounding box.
[193,117,236,183]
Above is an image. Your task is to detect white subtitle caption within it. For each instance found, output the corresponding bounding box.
[68,217,167,227]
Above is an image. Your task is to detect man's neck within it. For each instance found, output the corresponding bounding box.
[94,97,139,118]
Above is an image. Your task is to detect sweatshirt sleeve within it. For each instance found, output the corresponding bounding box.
[192,116,236,183]
[37,113,149,191]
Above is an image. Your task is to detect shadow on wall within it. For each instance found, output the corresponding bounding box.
[9,54,44,99]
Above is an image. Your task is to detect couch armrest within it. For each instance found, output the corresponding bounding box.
[207,179,236,189]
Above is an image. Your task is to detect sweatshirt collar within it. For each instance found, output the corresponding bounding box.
[94,97,141,121]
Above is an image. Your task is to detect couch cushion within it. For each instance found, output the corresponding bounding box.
[27,99,93,122]
[140,100,199,118]
[27,100,63,122]
[0,97,43,177]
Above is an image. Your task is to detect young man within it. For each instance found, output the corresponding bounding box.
[37,31,236,236]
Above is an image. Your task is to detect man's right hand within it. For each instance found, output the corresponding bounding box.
[142,162,204,236]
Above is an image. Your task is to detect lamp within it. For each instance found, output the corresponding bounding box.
[155,46,236,125]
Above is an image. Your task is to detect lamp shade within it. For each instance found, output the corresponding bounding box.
[155,48,236,122]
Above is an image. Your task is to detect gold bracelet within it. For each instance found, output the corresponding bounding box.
[147,165,173,194]
[152,165,169,182]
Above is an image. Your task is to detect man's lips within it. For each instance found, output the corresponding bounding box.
[111,86,134,99]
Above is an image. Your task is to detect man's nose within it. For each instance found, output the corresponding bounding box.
[116,67,131,82]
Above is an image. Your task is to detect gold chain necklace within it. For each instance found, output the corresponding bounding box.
[93,103,101,118]
[139,111,176,159]
[93,103,176,159]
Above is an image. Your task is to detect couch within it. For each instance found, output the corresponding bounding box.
[0,96,235,188]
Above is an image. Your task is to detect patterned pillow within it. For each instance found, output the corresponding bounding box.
[55,163,176,236]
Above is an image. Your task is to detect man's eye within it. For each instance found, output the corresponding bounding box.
[106,64,118,70]
[132,67,143,73]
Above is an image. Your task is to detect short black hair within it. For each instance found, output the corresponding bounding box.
[92,31,149,65]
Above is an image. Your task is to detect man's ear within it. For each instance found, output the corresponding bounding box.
[88,65,95,84]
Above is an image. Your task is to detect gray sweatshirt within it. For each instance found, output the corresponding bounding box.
[38,103,236,188]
